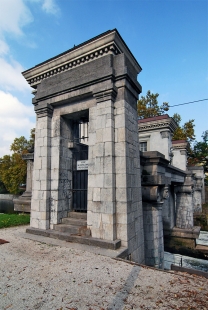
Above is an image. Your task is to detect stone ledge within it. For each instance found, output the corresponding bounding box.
[164,226,201,239]
[171,264,208,279]
[26,227,121,250]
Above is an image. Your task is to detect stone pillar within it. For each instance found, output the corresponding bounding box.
[175,172,194,229]
[172,140,188,171]
[30,104,53,230]
[13,153,34,213]
[87,88,117,241]
[193,176,203,213]
[50,115,73,228]
[142,186,166,269]
[114,97,144,263]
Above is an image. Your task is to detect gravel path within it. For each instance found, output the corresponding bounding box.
[0,226,208,310]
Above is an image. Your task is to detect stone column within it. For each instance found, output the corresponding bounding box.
[87,88,117,241]
[30,104,53,230]
[142,186,166,269]
[175,173,194,229]
[193,176,203,213]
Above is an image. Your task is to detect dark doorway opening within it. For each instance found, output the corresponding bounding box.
[72,116,89,212]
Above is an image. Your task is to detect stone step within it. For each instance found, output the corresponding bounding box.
[54,224,81,234]
[61,217,87,226]
[68,212,87,220]
[26,227,121,250]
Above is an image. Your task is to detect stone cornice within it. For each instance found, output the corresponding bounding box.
[138,116,178,133]
[22,29,142,89]
[172,140,188,150]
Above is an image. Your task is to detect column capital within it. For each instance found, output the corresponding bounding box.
[93,86,117,103]
[35,103,53,118]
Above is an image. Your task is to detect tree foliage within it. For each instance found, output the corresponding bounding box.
[0,129,35,194]
[172,113,195,144]
[137,91,196,144]
[188,131,208,173]
[137,90,169,119]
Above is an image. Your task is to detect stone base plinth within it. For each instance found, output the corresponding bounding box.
[13,191,31,213]
[163,226,206,259]
[164,226,200,239]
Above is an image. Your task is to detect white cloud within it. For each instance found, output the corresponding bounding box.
[0,0,60,156]
[0,57,31,92]
[0,0,33,37]
[42,0,60,15]
[0,40,9,56]
[0,91,35,157]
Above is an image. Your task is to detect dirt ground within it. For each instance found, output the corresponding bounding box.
[0,225,208,310]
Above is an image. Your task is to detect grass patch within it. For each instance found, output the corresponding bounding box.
[0,213,30,229]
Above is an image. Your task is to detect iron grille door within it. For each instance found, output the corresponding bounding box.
[72,144,88,212]
[72,170,88,212]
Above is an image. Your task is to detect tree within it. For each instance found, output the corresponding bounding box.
[188,131,208,173]
[137,91,196,144]
[0,129,35,194]
[137,90,169,119]
[172,113,195,144]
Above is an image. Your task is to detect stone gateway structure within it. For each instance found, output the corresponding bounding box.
[22,29,203,268]
[23,29,145,264]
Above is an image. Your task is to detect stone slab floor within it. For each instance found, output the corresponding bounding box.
[0,226,208,310]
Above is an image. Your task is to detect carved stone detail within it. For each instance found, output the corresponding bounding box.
[35,105,54,118]
[93,87,117,103]
[27,43,120,88]
[160,131,169,139]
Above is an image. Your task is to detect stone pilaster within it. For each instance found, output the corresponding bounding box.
[142,185,166,269]
[175,173,194,229]
[87,88,117,241]
[30,104,53,229]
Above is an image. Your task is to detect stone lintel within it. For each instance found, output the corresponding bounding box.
[164,226,201,239]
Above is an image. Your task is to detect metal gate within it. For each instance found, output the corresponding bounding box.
[72,144,88,212]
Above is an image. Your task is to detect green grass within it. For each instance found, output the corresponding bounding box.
[0,213,30,228]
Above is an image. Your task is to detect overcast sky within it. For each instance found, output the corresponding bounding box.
[0,0,207,157]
